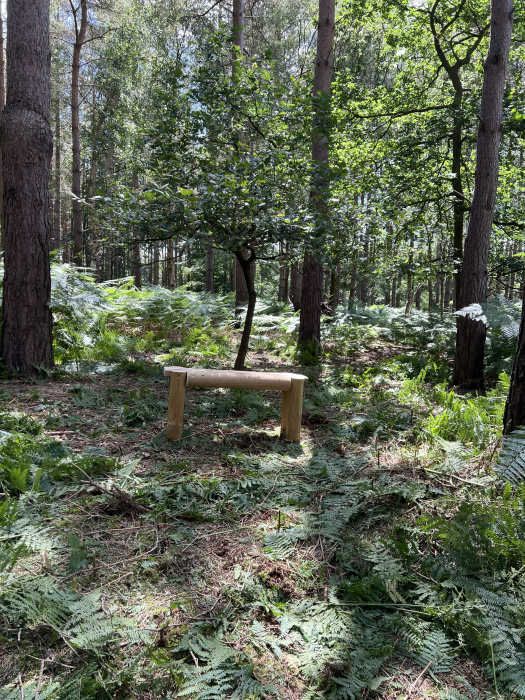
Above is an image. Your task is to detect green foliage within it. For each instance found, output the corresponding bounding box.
[497,428,525,485]
[426,375,508,449]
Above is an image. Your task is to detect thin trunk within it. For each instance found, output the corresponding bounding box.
[391,277,397,308]
[290,263,302,310]
[153,243,159,285]
[0,0,54,373]
[404,233,415,315]
[233,251,256,371]
[504,293,525,433]
[132,169,141,289]
[206,244,214,292]
[71,0,87,266]
[454,0,513,392]
[329,263,340,309]
[444,278,451,311]
[167,238,175,289]
[103,141,113,280]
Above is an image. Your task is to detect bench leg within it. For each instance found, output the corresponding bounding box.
[167,370,187,441]
[280,390,290,437]
[286,378,304,442]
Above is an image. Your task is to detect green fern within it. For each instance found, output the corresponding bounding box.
[496,428,525,485]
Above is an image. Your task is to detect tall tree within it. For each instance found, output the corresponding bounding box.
[0,0,54,373]
[70,0,88,266]
[453,0,513,392]
[297,0,335,357]
[0,11,5,250]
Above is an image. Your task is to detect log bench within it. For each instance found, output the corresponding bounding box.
[164,367,308,442]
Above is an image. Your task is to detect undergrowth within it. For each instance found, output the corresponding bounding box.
[1,271,524,698]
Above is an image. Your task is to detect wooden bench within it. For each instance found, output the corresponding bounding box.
[164,367,308,442]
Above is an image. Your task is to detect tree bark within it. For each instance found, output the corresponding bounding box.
[153,243,159,285]
[206,244,214,292]
[290,262,302,310]
[0,11,5,251]
[52,87,61,253]
[298,0,335,356]
[233,250,256,371]
[504,293,525,433]
[71,0,87,266]
[0,0,54,374]
[132,169,141,289]
[453,0,513,393]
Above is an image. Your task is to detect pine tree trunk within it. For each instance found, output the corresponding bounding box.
[0,12,5,251]
[290,263,302,310]
[71,0,87,266]
[298,0,334,355]
[504,294,525,433]
[132,169,141,289]
[153,243,159,285]
[453,0,513,392]
[52,88,61,253]
[0,0,54,373]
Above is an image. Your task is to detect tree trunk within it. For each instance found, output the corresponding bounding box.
[132,169,141,289]
[167,238,175,289]
[234,251,256,371]
[52,87,61,253]
[298,0,334,356]
[153,243,159,285]
[391,277,397,308]
[71,0,87,266]
[329,264,340,309]
[290,262,302,310]
[504,293,525,433]
[453,0,513,393]
[405,233,415,315]
[444,278,451,311]
[0,0,54,373]
[0,11,5,251]
[206,244,214,292]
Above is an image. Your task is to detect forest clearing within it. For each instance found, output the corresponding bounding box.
[2,0,525,697]
[1,280,524,699]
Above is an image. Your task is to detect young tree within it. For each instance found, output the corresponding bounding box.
[0,0,54,373]
[298,0,335,358]
[453,0,513,392]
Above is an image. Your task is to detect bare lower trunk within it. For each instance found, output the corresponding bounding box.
[153,243,159,285]
[132,169,141,289]
[453,0,513,392]
[504,293,525,433]
[298,255,323,353]
[206,244,213,292]
[52,89,60,253]
[0,0,54,373]
[290,263,302,310]
[391,277,397,308]
[298,0,334,355]
[71,0,87,266]
[0,12,5,250]
[234,251,256,371]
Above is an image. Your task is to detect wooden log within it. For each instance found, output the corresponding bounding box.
[281,390,290,437]
[186,369,293,391]
[166,369,187,441]
[285,377,305,442]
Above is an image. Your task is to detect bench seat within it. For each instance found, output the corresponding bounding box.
[164,366,308,442]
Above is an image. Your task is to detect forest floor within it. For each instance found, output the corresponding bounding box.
[0,333,510,699]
